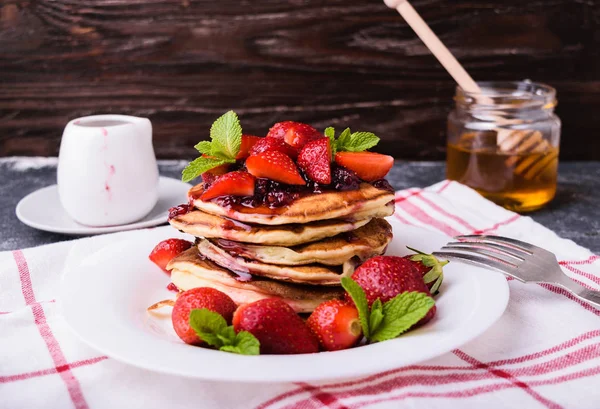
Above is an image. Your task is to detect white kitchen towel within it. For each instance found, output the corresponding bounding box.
[1,180,599,409]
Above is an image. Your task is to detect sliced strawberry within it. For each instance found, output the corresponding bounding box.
[297,138,331,184]
[267,121,323,149]
[149,238,193,272]
[249,137,299,159]
[236,135,262,160]
[334,151,394,182]
[307,300,362,351]
[200,171,256,201]
[246,151,305,185]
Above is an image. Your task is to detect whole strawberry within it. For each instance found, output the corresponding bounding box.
[307,300,362,351]
[349,256,436,325]
[403,247,447,295]
[149,238,193,272]
[172,287,237,345]
[233,298,319,354]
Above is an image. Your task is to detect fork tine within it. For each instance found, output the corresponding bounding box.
[438,246,521,268]
[456,235,535,255]
[444,241,526,262]
[432,251,524,282]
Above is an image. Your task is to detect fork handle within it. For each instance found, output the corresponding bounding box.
[555,275,600,309]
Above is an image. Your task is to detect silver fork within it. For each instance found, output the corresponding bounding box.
[433,235,600,308]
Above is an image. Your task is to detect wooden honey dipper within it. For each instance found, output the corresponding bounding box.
[383,0,555,181]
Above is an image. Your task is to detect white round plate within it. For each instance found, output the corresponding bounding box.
[16,177,190,235]
[60,217,509,382]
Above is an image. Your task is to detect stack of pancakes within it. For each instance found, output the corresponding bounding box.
[167,182,395,312]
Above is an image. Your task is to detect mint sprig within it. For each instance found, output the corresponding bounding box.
[181,111,242,182]
[188,308,259,355]
[341,277,435,343]
[407,246,448,295]
[325,127,380,157]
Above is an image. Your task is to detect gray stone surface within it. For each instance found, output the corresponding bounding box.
[1,158,598,253]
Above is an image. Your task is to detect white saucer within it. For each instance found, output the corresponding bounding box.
[16,177,190,235]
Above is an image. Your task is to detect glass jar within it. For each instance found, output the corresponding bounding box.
[446,80,561,212]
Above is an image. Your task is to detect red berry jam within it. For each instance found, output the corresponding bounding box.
[166,282,179,292]
[168,203,192,220]
[207,165,391,209]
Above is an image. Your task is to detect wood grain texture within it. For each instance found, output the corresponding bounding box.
[1,0,599,159]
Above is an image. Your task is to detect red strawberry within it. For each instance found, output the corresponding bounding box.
[233,298,319,354]
[307,300,362,351]
[172,288,237,345]
[236,135,262,160]
[267,121,323,149]
[149,238,193,272]
[200,171,256,201]
[245,151,305,185]
[349,256,436,325]
[334,152,394,182]
[248,137,299,159]
[297,138,332,184]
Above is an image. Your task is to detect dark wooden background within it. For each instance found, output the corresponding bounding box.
[1,0,599,160]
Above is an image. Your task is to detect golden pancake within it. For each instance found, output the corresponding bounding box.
[212,218,393,266]
[197,239,356,286]
[170,209,371,246]
[167,248,344,313]
[189,182,395,225]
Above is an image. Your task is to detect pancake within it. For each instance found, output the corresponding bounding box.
[170,209,371,246]
[197,239,357,285]
[189,182,395,225]
[167,248,344,313]
[212,218,393,266]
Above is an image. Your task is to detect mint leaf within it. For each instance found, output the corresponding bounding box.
[324,127,335,140]
[181,156,230,183]
[210,111,242,159]
[337,128,352,149]
[195,141,214,156]
[189,308,228,348]
[220,331,260,355]
[343,132,380,152]
[370,292,435,342]
[369,299,384,334]
[341,277,370,339]
[189,309,260,355]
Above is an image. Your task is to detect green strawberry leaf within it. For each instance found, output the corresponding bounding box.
[189,308,228,348]
[341,277,370,339]
[370,292,435,342]
[181,156,231,183]
[369,299,384,334]
[341,132,380,152]
[406,246,448,296]
[210,110,242,160]
[220,331,260,355]
[189,308,260,355]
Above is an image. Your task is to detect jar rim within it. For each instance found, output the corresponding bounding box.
[455,80,557,110]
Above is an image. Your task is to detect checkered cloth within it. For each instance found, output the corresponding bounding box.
[2,180,599,409]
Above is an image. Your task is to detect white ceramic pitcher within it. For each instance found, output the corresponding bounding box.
[57,114,159,226]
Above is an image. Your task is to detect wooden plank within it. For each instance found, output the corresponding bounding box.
[1,0,599,159]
